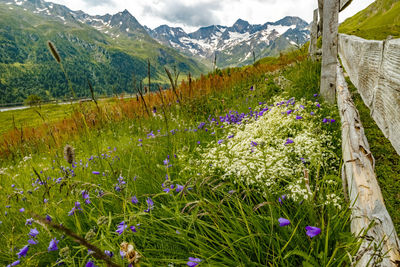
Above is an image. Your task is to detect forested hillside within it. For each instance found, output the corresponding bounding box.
[0,1,206,104]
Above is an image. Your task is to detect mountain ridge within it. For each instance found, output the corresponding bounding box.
[146,16,310,68]
[0,0,207,104]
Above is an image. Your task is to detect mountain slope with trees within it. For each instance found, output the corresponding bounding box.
[0,0,206,104]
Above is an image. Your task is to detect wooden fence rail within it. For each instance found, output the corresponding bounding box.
[337,64,400,266]
[338,34,400,156]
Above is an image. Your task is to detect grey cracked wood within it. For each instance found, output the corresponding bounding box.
[337,64,400,266]
[338,34,400,156]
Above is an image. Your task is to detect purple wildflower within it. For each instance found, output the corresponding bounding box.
[7,260,20,266]
[316,103,321,108]
[92,171,100,175]
[68,202,82,216]
[163,187,170,193]
[296,116,303,120]
[217,139,224,144]
[144,197,154,212]
[130,226,137,233]
[85,261,96,267]
[278,195,286,204]
[19,208,25,213]
[187,257,202,267]
[176,184,184,192]
[25,218,34,225]
[322,118,329,123]
[44,199,48,203]
[330,119,336,123]
[313,93,318,97]
[28,239,38,245]
[310,111,315,115]
[48,238,59,251]
[104,250,114,257]
[278,218,291,227]
[305,226,321,238]
[17,245,29,258]
[251,141,258,147]
[46,215,52,222]
[119,250,125,258]
[81,190,91,204]
[131,196,138,204]
[228,134,234,139]
[284,139,294,145]
[116,221,127,235]
[29,228,39,238]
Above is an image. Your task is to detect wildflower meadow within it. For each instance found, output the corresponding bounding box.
[0,55,362,266]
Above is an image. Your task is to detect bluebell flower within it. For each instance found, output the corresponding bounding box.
[144,197,154,213]
[306,226,321,238]
[29,228,39,238]
[7,260,20,266]
[104,250,114,257]
[187,257,202,267]
[116,221,127,235]
[48,238,59,251]
[17,245,29,258]
[131,196,138,204]
[278,218,291,227]
[25,218,34,225]
[176,184,184,192]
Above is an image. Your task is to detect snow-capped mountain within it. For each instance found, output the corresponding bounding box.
[147,17,310,68]
[2,0,151,41]
[2,0,309,69]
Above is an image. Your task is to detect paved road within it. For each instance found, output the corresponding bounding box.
[0,106,29,112]
[0,95,137,112]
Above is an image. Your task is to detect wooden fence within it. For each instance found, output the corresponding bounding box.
[338,34,400,156]
[337,64,400,266]
[309,0,400,265]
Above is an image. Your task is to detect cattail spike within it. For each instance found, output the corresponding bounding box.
[63,144,75,164]
[48,41,61,63]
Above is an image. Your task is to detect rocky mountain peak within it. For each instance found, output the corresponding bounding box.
[232,18,251,32]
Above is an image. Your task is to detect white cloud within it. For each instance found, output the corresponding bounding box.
[45,0,375,32]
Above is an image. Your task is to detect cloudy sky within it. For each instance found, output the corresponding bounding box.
[46,0,375,33]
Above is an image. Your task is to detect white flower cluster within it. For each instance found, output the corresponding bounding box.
[183,97,339,203]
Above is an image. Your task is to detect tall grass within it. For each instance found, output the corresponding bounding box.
[0,49,306,161]
[0,52,363,266]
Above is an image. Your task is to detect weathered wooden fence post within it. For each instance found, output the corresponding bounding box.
[317,0,323,37]
[309,9,319,60]
[320,0,339,104]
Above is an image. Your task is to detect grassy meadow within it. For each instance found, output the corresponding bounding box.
[0,48,367,266]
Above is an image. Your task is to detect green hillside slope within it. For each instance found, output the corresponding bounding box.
[0,4,206,104]
[339,0,400,40]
